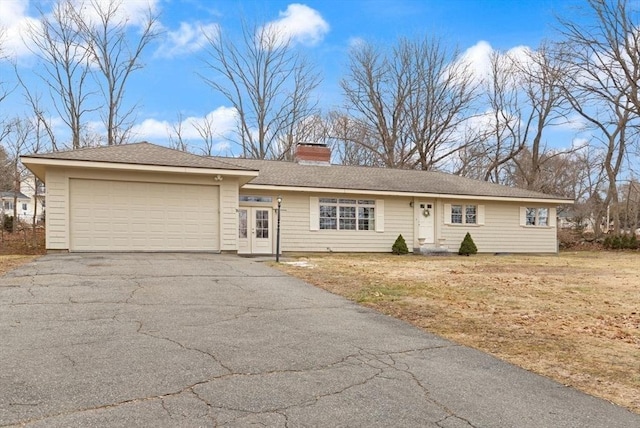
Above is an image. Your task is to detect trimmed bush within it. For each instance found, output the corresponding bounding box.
[458,232,478,256]
[603,233,639,250]
[392,234,409,255]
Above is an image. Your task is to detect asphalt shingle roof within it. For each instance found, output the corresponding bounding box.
[23,142,571,201]
[0,192,30,200]
[217,157,571,201]
[24,142,255,172]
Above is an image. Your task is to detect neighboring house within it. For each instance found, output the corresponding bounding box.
[0,191,32,222]
[20,174,46,224]
[0,176,46,225]
[21,142,573,254]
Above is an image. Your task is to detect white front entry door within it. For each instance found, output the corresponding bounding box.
[417,201,435,244]
[238,207,273,254]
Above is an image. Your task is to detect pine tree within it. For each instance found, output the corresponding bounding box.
[458,232,478,256]
[392,234,409,255]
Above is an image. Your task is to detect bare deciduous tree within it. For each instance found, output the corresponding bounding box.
[557,0,640,234]
[404,37,478,170]
[167,113,189,152]
[559,0,640,116]
[466,51,525,183]
[509,44,570,191]
[202,22,321,159]
[327,112,383,167]
[27,0,94,149]
[464,45,569,187]
[0,27,14,106]
[14,67,59,151]
[2,117,34,232]
[340,37,478,169]
[78,0,160,145]
[340,40,413,168]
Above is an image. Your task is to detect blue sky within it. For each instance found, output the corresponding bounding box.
[1,0,581,153]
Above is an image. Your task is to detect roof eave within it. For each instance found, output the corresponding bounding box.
[241,183,574,204]
[21,156,259,183]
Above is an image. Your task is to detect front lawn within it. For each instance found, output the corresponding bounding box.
[275,251,640,413]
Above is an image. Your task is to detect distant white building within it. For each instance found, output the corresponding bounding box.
[0,174,45,224]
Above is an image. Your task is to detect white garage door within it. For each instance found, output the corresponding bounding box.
[69,179,219,251]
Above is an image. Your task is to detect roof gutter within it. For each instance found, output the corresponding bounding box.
[241,183,575,204]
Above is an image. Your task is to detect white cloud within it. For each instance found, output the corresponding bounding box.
[131,106,238,142]
[155,21,218,59]
[0,0,28,27]
[558,114,587,132]
[0,0,40,58]
[263,3,329,46]
[459,40,494,82]
[130,117,170,139]
[458,41,541,87]
[73,0,160,28]
[0,0,161,59]
[570,137,590,151]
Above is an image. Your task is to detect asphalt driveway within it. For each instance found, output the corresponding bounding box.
[1,253,638,427]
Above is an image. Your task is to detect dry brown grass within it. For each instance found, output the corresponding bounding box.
[275,251,640,413]
[0,229,45,275]
[0,254,39,275]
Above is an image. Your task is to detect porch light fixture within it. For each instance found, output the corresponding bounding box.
[276,196,283,262]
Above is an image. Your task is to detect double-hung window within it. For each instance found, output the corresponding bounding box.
[319,198,375,231]
[525,207,549,226]
[450,204,478,225]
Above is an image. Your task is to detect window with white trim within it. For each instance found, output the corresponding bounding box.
[319,198,375,230]
[445,203,484,226]
[451,204,477,225]
[525,207,549,226]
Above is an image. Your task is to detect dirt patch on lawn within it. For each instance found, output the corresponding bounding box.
[276,251,640,413]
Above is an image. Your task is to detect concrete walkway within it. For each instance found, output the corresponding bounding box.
[0,253,638,427]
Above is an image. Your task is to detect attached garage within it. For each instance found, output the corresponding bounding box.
[69,179,219,251]
[21,143,258,253]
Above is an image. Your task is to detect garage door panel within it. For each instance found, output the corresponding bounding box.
[70,179,219,251]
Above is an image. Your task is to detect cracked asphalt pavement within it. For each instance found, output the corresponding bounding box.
[1,253,638,427]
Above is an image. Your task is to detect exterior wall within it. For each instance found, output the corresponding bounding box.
[45,168,68,250]
[239,190,414,253]
[44,167,233,251]
[219,178,239,252]
[437,199,558,253]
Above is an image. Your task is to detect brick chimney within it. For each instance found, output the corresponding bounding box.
[295,143,331,165]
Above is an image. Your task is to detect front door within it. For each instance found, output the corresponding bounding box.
[238,207,273,254]
[417,201,435,244]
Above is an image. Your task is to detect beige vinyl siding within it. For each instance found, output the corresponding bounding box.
[219,178,239,251]
[241,190,413,253]
[45,168,69,250]
[438,200,558,253]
